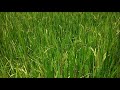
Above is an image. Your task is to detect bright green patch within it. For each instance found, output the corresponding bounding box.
[0,12,120,78]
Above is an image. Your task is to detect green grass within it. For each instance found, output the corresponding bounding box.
[0,12,120,78]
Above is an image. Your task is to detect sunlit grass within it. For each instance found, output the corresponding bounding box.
[0,12,120,78]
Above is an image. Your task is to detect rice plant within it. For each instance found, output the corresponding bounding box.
[0,12,120,78]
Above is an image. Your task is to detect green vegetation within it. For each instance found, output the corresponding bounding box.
[0,12,120,78]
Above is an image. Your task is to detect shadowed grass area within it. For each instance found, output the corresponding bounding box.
[0,12,120,78]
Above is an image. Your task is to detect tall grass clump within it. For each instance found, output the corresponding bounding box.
[0,12,120,78]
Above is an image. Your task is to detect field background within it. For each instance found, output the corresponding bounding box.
[0,12,120,78]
